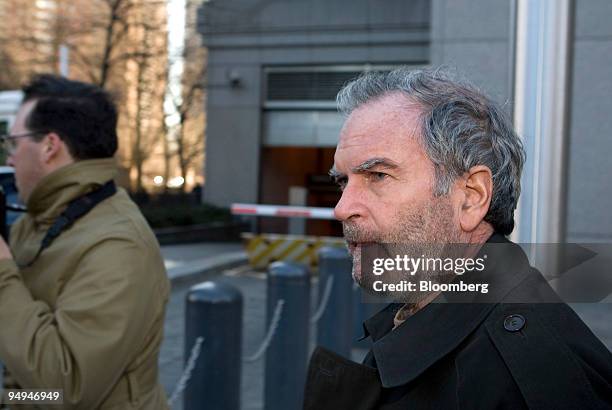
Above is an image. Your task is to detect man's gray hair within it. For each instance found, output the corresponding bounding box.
[337,67,525,235]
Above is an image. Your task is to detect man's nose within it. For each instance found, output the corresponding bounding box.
[6,154,14,167]
[334,182,365,222]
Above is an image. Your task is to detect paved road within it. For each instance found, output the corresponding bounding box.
[162,242,245,267]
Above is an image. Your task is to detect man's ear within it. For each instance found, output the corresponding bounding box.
[458,165,493,232]
[40,132,65,164]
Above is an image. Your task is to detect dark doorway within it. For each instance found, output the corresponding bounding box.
[259,146,342,236]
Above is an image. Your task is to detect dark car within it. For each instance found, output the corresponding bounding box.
[0,166,24,227]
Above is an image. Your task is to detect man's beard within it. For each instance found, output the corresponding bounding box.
[344,195,461,303]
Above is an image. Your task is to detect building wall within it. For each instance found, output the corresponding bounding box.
[200,0,431,206]
[430,0,514,106]
[202,0,612,242]
[432,0,612,242]
[566,0,612,242]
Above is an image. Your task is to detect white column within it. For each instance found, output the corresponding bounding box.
[59,44,70,77]
[512,0,573,244]
[288,186,307,235]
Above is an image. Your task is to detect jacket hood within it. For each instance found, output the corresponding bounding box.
[26,158,118,223]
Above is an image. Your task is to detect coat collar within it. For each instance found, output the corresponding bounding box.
[362,232,533,388]
[26,158,118,224]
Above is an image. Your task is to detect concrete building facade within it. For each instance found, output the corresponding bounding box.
[200,0,612,242]
[200,0,430,234]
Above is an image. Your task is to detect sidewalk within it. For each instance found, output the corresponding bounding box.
[161,242,246,282]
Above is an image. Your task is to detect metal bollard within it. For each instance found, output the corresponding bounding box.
[184,281,242,410]
[265,261,310,410]
[316,246,353,358]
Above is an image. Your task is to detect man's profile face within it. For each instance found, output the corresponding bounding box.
[6,100,46,203]
[331,93,461,287]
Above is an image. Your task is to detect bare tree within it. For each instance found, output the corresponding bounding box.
[0,0,170,192]
[0,50,21,90]
[130,16,168,192]
[165,0,206,192]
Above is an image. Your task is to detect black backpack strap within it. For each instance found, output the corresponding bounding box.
[20,180,117,268]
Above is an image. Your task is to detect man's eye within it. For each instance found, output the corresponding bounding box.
[335,177,348,191]
[368,172,388,182]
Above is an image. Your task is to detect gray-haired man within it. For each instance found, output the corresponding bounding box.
[303,68,612,409]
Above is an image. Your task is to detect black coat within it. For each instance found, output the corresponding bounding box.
[303,234,612,410]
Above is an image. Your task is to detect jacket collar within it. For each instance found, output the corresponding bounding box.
[362,232,532,388]
[26,158,118,224]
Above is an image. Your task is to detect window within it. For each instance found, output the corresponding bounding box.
[264,65,405,109]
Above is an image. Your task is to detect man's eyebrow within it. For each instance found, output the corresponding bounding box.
[328,167,344,179]
[352,157,399,173]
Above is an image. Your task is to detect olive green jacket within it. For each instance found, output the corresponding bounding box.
[0,159,170,409]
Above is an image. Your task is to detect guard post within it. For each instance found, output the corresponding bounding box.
[317,246,353,358]
[184,281,243,410]
[264,261,310,410]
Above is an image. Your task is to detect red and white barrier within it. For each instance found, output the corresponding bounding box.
[231,203,335,220]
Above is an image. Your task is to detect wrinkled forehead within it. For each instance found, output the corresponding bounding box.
[334,94,424,169]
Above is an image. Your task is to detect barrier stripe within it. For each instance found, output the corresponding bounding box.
[231,203,335,220]
[251,239,285,266]
[274,239,306,262]
[241,233,346,269]
[308,240,325,264]
[294,239,323,264]
[232,207,258,214]
[246,236,264,253]
[276,210,311,218]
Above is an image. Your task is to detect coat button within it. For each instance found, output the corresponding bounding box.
[503,314,526,332]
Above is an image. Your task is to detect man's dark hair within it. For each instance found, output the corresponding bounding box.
[22,74,118,159]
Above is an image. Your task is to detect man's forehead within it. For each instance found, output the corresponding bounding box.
[12,99,37,130]
[334,97,422,171]
[17,99,37,115]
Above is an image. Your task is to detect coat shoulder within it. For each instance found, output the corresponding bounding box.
[76,188,158,246]
[482,302,612,410]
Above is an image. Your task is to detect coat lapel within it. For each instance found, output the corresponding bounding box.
[368,234,534,388]
[303,347,382,410]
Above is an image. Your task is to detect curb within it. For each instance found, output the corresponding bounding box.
[167,251,249,286]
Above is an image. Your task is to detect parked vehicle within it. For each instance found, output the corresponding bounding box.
[0,166,24,226]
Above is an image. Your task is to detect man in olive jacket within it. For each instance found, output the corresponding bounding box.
[0,75,170,409]
[306,68,612,409]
